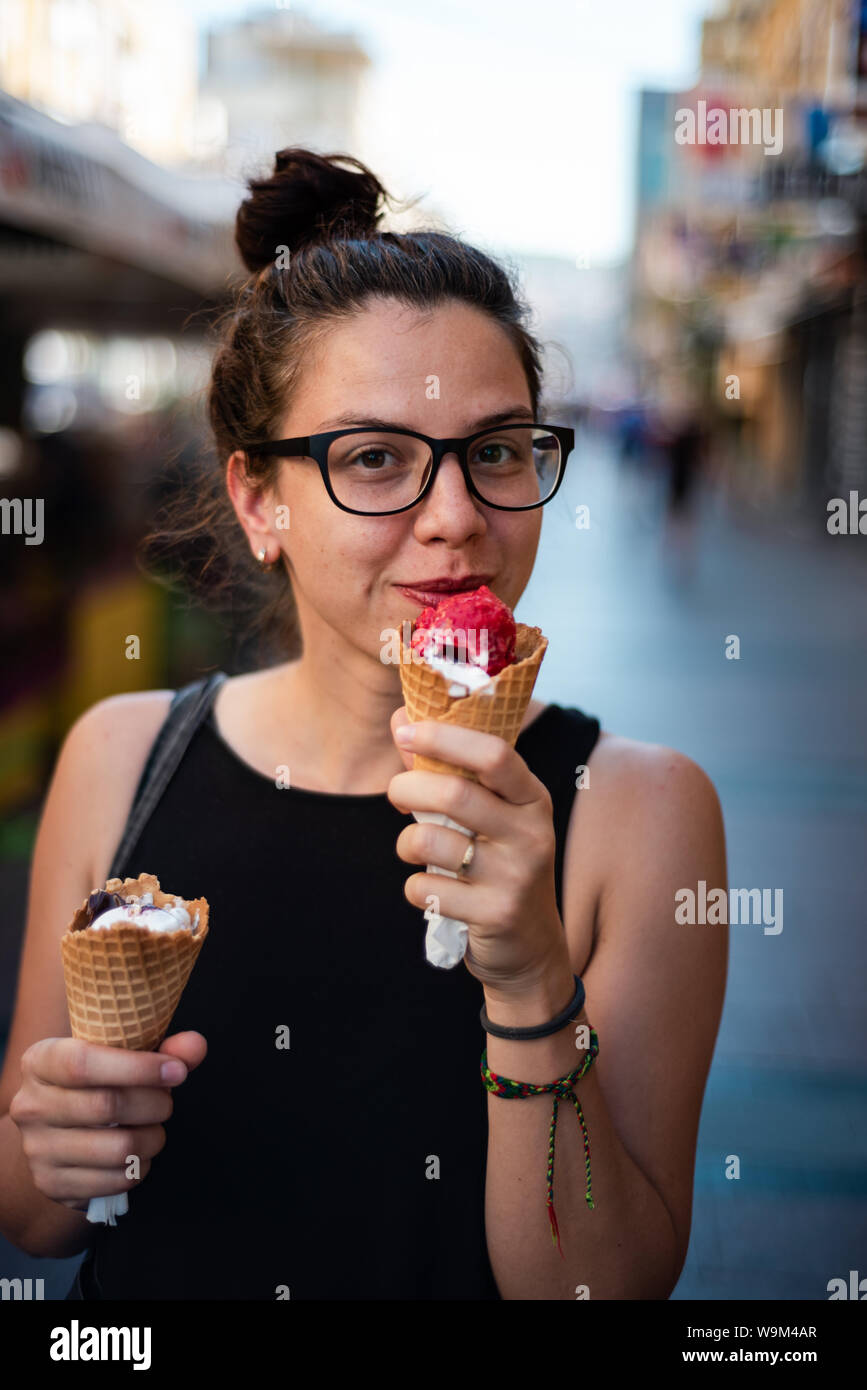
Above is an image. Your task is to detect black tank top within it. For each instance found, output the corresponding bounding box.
[71,673,601,1300]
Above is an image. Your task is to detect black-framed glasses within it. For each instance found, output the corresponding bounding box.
[245,423,574,516]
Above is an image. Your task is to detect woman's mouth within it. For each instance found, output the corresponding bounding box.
[394,577,493,608]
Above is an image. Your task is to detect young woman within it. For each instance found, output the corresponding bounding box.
[0,150,727,1300]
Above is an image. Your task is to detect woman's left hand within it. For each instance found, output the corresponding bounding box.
[387,707,568,993]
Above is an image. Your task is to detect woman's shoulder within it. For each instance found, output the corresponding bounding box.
[560,728,725,961]
[576,729,723,863]
[569,728,725,925]
[60,689,177,885]
[587,729,719,794]
[66,688,177,770]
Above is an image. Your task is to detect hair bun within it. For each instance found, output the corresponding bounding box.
[235,147,391,273]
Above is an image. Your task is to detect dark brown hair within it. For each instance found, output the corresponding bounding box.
[142,148,545,665]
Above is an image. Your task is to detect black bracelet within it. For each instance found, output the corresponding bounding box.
[479,974,586,1040]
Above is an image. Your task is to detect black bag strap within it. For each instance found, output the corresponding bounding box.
[107,671,228,881]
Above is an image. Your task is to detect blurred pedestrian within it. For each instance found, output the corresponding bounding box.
[662,412,705,581]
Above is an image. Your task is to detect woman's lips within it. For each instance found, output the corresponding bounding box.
[395,584,481,607]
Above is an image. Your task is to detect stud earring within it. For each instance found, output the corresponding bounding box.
[256,545,279,571]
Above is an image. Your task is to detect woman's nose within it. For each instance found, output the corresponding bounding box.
[414,452,485,537]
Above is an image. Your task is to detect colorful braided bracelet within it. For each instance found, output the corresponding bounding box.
[480,1028,599,1257]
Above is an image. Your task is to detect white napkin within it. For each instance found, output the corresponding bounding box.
[87,1123,128,1224]
[415,810,475,968]
[412,654,495,969]
[87,1192,128,1225]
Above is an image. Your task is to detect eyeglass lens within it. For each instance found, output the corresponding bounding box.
[325,426,560,513]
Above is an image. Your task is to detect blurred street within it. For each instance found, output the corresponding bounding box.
[523,426,867,1299]
[3,426,865,1299]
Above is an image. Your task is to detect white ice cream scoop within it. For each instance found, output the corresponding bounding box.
[89,891,197,932]
[424,651,495,697]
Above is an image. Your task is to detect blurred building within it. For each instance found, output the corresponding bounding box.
[0,1,372,177]
[0,88,239,807]
[0,1,385,836]
[200,5,371,180]
[702,0,860,111]
[0,0,200,166]
[630,0,867,509]
[0,6,234,829]
[517,255,630,415]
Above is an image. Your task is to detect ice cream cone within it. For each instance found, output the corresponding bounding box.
[398,622,548,780]
[61,873,209,1054]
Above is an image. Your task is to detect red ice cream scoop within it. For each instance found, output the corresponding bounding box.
[410,584,517,676]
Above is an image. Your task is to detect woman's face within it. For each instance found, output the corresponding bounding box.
[231,295,543,667]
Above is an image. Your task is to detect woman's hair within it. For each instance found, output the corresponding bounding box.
[142,148,545,665]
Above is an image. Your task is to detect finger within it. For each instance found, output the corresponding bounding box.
[30,1081,175,1129]
[402,869,500,928]
[35,1162,151,1203]
[390,706,415,772]
[392,721,539,803]
[157,1031,207,1073]
[27,1123,167,1169]
[28,1038,189,1090]
[396,821,489,876]
[388,768,510,838]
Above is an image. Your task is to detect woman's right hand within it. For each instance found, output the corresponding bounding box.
[8,1031,207,1210]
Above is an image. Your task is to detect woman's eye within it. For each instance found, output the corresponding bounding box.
[349,448,415,471]
[352,449,392,469]
[474,443,512,465]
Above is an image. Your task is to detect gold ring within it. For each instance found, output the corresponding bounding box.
[457,836,476,878]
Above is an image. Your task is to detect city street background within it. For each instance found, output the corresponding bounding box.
[3,429,864,1298]
[1,0,865,1301]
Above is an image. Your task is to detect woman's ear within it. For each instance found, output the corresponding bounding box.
[226,450,275,551]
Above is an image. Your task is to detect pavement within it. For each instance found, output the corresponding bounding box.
[521,428,867,1299]
[1,427,865,1300]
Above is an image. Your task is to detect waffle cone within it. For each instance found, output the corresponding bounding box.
[398,623,548,780]
[61,873,209,1053]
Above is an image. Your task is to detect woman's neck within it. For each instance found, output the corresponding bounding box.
[267,647,407,795]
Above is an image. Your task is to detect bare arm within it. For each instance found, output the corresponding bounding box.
[0,691,173,1256]
[483,740,728,1299]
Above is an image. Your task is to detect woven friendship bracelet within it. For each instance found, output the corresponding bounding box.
[480,1028,599,1257]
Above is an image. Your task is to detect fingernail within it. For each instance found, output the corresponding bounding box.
[395,725,415,745]
[161,1060,187,1084]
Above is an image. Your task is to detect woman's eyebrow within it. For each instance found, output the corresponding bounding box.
[316,406,535,432]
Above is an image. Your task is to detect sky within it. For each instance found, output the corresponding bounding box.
[184,0,715,264]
